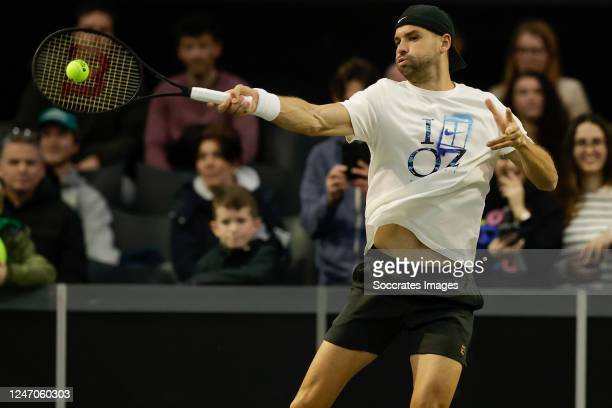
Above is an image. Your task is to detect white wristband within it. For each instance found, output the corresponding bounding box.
[254,88,280,121]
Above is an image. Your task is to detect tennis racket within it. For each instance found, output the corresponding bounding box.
[32,27,250,114]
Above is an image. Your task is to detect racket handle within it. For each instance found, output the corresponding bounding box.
[190,87,253,105]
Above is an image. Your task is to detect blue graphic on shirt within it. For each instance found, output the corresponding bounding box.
[407,114,473,177]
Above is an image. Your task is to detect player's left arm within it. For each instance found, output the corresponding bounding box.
[485,99,558,191]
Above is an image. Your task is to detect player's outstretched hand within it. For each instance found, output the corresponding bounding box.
[485,99,527,151]
[210,85,259,116]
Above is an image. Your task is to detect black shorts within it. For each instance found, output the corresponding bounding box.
[324,261,482,367]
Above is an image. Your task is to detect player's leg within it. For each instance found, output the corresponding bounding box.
[290,340,377,408]
[403,296,478,408]
[409,353,462,408]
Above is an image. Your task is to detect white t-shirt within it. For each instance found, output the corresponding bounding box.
[341,78,532,261]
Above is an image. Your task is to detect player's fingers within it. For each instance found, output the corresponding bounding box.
[506,107,515,125]
[485,99,506,131]
[488,140,514,150]
[487,136,507,147]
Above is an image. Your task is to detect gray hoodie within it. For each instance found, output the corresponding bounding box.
[60,169,120,265]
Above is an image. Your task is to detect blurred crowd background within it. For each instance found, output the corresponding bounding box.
[0,0,610,288]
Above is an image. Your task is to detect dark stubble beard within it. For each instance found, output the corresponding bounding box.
[397,53,439,86]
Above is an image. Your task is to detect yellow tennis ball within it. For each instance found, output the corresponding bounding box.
[65,59,90,83]
[0,238,6,264]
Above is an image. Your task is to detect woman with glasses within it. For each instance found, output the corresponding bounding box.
[559,114,612,284]
[490,20,590,119]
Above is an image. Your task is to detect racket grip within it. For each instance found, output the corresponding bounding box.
[190,87,253,105]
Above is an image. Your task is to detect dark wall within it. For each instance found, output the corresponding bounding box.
[1,1,609,122]
[2,310,609,407]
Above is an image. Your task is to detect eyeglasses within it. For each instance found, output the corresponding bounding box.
[575,139,605,148]
[2,126,38,140]
[514,47,547,55]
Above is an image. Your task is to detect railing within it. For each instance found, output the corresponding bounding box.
[2,285,611,408]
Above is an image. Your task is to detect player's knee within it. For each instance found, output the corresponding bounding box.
[290,385,320,408]
[410,398,449,408]
[410,389,451,408]
[289,395,315,408]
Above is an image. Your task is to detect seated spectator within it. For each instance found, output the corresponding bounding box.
[38,108,121,272]
[478,158,563,286]
[0,128,87,282]
[0,183,56,287]
[14,2,145,171]
[170,125,285,281]
[490,19,590,119]
[559,114,612,284]
[145,15,258,170]
[503,72,569,164]
[190,186,281,284]
[300,58,378,284]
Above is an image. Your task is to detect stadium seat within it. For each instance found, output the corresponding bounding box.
[80,162,125,208]
[112,209,172,260]
[133,163,193,215]
[282,215,316,284]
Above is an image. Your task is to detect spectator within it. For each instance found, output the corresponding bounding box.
[300,58,378,284]
[170,125,285,281]
[14,2,145,171]
[502,72,569,164]
[190,186,282,284]
[478,158,563,286]
[144,15,259,170]
[559,114,612,284]
[490,19,590,119]
[38,108,121,273]
[0,128,87,282]
[0,183,56,287]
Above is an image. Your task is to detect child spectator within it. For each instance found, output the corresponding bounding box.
[189,185,281,284]
[170,125,285,281]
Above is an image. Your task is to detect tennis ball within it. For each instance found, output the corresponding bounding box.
[65,59,90,83]
[0,238,6,264]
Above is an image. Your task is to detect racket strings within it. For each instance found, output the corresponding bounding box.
[33,30,141,113]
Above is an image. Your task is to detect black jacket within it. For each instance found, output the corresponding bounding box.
[170,181,283,282]
[3,178,88,282]
[190,239,282,285]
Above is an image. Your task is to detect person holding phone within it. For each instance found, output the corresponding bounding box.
[478,157,563,285]
[300,58,378,284]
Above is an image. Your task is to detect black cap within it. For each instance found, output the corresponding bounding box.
[395,4,466,72]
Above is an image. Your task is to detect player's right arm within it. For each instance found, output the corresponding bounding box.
[216,85,353,137]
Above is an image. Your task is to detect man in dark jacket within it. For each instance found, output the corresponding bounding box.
[0,128,87,282]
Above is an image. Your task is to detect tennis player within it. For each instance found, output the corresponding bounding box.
[215,5,557,408]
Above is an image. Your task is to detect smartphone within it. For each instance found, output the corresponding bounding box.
[341,141,370,180]
[497,222,521,245]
